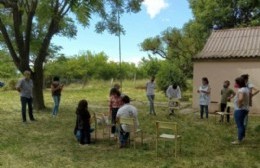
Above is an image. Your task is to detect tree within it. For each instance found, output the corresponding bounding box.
[0,0,142,110]
[189,0,260,29]
[139,55,161,77]
[140,28,195,77]
[156,61,187,93]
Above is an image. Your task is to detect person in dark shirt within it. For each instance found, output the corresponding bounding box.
[220,80,235,122]
[51,76,63,117]
[74,99,92,145]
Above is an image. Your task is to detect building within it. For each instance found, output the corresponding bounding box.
[192,26,260,114]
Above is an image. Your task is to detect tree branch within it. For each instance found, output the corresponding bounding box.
[12,4,25,59]
[0,17,20,67]
[24,0,38,59]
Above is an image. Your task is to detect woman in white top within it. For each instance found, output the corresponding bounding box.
[197,77,211,119]
[232,77,250,144]
[146,76,156,115]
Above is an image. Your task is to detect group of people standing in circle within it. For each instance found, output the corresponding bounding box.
[196,75,259,144]
[145,74,259,145]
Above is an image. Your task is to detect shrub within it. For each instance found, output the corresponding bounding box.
[156,61,187,93]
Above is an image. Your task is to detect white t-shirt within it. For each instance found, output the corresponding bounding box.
[234,87,250,111]
[116,104,139,132]
[146,81,155,95]
[166,85,181,99]
[199,85,210,105]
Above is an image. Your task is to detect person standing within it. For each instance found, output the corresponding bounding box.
[116,95,139,148]
[197,77,211,119]
[16,70,36,122]
[146,76,156,115]
[232,77,249,144]
[166,83,182,115]
[220,80,235,122]
[240,74,259,129]
[51,76,63,117]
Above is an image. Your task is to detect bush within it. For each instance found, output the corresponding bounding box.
[8,79,18,90]
[156,61,187,93]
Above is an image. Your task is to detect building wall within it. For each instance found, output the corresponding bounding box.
[192,61,260,114]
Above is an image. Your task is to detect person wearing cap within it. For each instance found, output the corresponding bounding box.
[116,95,139,148]
[16,70,36,122]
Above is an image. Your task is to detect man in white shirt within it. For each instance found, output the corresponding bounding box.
[116,95,139,148]
[166,84,181,115]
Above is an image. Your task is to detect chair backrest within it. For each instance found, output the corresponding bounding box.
[94,112,109,126]
[119,117,136,132]
[156,121,178,136]
[226,102,234,110]
[169,98,181,109]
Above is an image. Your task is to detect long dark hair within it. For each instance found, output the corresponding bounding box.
[109,87,121,97]
[202,77,209,85]
[76,99,89,115]
[235,77,246,88]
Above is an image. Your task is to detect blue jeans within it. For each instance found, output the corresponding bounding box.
[200,105,208,119]
[20,96,34,122]
[147,95,155,115]
[52,95,61,116]
[234,109,248,141]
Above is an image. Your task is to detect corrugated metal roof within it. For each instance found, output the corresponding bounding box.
[194,27,260,60]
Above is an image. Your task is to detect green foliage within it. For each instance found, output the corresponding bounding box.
[44,51,143,83]
[140,28,195,78]
[189,0,260,28]
[0,51,17,78]
[156,61,187,93]
[138,55,161,77]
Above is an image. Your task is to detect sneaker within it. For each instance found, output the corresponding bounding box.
[30,119,37,121]
[110,134,115,138]
[231,140,241,145]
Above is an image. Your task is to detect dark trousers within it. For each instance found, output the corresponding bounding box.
[200,105,208,119]
[111,108,119,134]
[80,128,91,144]
[220,103,230,122]
[119,127,130,146]
[234,109,248,141]
[20,96,34,122]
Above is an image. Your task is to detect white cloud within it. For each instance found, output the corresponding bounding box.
[143,0,169,19]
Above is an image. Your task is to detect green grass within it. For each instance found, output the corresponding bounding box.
[0,80,259,168]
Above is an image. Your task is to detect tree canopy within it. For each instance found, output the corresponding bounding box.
[0,0,143,109]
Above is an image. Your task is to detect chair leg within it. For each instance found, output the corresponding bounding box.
[156,138,158,157]
[175,139,177,157]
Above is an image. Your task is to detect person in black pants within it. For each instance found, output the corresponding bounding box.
[16,70,36,122]
[74,99,92,145]
[220,80,235,122]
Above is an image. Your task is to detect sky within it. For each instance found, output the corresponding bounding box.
[52,0,193,64]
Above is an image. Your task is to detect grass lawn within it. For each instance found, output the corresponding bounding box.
[0,80,259,168]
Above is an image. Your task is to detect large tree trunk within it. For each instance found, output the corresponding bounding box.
[32,63,45,110]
